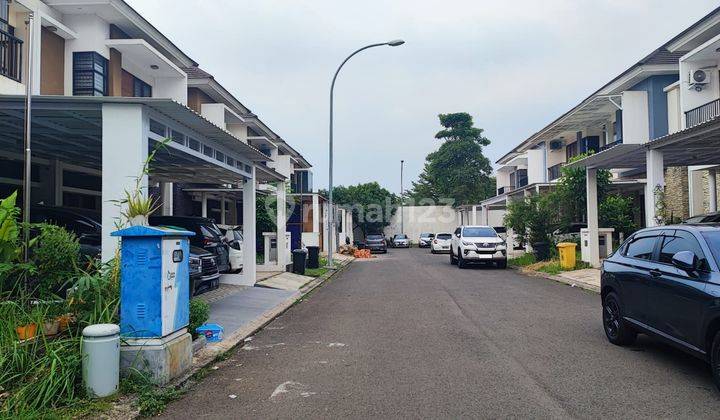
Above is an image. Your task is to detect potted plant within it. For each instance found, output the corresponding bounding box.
[16,306,41,341]
[41,302,66,336]
[121,190,160,227]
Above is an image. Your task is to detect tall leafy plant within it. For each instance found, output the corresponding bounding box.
[0,191,20,264]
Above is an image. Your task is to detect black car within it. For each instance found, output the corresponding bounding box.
[29,206,102,259]
[601,224,720,389]
[149,216,231,273]
[684,212,720,224]
[189,246,220,296]
[365,234,387,253]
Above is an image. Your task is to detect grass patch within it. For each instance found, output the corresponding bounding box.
[120,370,185,417]
[508,253,536,267]
[304,256,339,278]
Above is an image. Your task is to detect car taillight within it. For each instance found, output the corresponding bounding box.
[203,238,214,246]
[433,239,437,244]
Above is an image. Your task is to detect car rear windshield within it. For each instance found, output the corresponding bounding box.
[463,227,497,237]
[436,234,452,240]
[200,223,222,240]
[367,235,384,240]
[701,231,720,265]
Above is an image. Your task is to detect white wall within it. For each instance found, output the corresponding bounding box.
[527,149,546,184]
[546,144,566,168]
[63,14,110,96]
[621,90,650,144]
[666,82,682,134]
[384,206,460,242]
[680,59,720,115]
[496,170,511,189]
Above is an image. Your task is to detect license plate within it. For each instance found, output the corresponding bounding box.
[478,254,493,259]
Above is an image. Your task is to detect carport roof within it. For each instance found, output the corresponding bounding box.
[0,95,271,162]
[565,115,720,171]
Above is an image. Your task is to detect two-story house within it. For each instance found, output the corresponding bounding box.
[0,0,319,284]
[540,6,720,266]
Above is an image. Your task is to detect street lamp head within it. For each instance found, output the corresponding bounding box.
[387,39,405,47]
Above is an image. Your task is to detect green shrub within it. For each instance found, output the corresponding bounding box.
[189,298,210,339]
[32,224,80,297]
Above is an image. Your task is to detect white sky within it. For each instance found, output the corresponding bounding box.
[127,0,719,194]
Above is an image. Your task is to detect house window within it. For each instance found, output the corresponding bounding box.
[203,145,214,158]
[215,151,225,163]
[188,138,200,152]
[566,142,578,161]
[149,119,166,137]
[73,52,108,96]
[133,77,152,97]
[0,0,9,32]
[170,130,185,146]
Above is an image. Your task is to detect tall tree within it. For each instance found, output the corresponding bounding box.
[407,113,495,206]
[322,182,398,236]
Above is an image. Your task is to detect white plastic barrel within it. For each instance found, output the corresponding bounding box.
[82,323,120,398]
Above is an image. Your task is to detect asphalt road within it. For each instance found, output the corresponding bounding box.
[160,248,719,419]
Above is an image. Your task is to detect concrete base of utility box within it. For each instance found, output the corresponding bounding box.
[120,329,192,385]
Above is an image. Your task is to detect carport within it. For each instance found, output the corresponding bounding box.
[567,116,720,267]
[0,95,270,284]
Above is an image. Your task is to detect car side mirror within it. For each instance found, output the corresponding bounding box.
[672,250,697,272]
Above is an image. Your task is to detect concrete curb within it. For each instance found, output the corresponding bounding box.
[511,266,600,294]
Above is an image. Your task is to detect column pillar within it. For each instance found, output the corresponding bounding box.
[52,159,63,206]
[201,192,207,218]
[709,168,718,213]
[242,168,257,285]
[275,181,288,268]
[688,166,705,216]
[160,182,173,216]
[586,167,600,268]
[472,206,478,225]
[101,103,148,261]
[645,149,665,227]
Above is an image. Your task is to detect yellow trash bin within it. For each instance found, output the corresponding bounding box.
[557,242,577,270]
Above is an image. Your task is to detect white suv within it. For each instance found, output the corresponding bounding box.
[450,225,507,269]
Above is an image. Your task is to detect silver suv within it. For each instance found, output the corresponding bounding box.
[450,225,507,269]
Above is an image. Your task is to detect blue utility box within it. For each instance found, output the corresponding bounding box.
[112,225,195,338]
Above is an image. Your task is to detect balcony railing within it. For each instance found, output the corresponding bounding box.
[0,27,22,82]
[497,186,513,195]
[599,139,622,152]
[685,99,720,128]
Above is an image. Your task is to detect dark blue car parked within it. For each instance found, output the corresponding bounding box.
[601,224,720,390]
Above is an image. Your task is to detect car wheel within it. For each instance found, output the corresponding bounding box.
[497,259,507,269]
[450,249,457,265]
[602,292,636,346]
[458,250,467,269]
[710,331,720,391]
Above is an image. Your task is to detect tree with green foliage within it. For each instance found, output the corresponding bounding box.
[600,194,638,237]
[323,182,398,236]
[407,113,495,206]
[554,152,611,228]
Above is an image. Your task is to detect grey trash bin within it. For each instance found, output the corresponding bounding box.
[82,323,120,398]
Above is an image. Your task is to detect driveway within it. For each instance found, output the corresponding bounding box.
[160,248,718,419]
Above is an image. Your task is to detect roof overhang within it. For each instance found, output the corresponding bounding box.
[106,39,186,78]
[255,163,286,183]
[563,144,646,171]
[0,95,270,162]
[186,78,253,117]
[44,0,197,67]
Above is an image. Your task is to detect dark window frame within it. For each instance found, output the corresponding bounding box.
[73,52,108,96]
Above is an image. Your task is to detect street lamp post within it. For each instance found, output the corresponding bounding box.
[327,39,404,268]
[400,159,404,235]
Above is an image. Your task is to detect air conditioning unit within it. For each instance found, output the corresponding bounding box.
[690,69,710,92]
[549,139,564,150]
